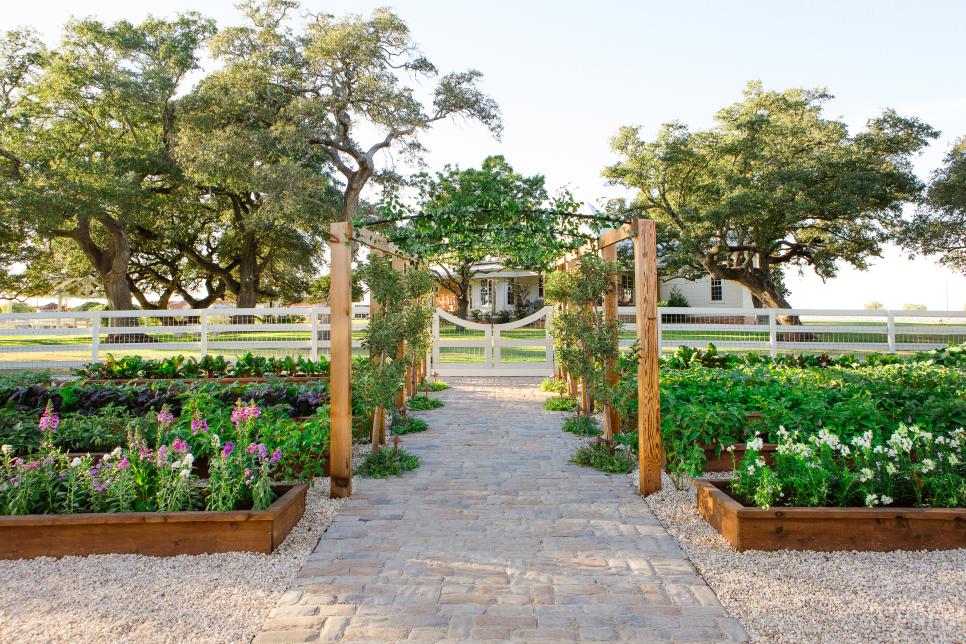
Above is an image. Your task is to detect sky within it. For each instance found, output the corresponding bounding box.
[5,0,965,310]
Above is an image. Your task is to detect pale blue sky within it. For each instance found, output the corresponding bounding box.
[5,0,965,309]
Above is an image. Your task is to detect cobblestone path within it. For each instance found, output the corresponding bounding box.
[256,378,745,642]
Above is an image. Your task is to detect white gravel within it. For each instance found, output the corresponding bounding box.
[635,470,966,643]
[0,477,350,643]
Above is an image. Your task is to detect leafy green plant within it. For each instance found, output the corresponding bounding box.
[539,377,566,393]
[357,443,420,478]
[570,440,636,473]
[391,416,428,435]
[407,395,443,411]
[562,415,602,437]
[544,396,577,412]
[426,380,450,392]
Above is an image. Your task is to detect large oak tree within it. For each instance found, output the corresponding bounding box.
[605,82,937,313]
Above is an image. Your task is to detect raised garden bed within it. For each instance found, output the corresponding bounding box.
[695,478,966,552]
[0,484,307,559]
[702,442,777,472]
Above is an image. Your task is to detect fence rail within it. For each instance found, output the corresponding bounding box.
[0,305,963,371]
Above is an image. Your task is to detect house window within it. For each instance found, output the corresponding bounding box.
[480,279,493,306]
[619,273,634,305]
[538,276,544,299]
[711,278,723,301]
[507,278,515,305]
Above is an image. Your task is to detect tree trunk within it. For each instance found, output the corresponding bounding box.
[236,234,259,309]
[725,270,817,340]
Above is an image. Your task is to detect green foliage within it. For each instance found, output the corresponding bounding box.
[605,81,938,308]
[562,415,602,437]
[391,416,428,435]
[544,396,577,412]
[407,395,444,411]
[426,380,450,392]
[570,440,636,474]
[539,377,566,393]
[75,353,329,380]
[730,426,965,509]
[357,445,420,478]
[896,137,966,273]
[664,287,689,308]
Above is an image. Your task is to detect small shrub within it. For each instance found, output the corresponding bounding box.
[357,446,420,478]
[562,415,602,437]
[612,431,638,453]
[392,415,428,435]
[539,378,566,393]
[544,396,577,412]
[426,380,450,392]
[408,395,444,411]
[570,440,636,474]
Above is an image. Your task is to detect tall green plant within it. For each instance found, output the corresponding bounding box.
[546,254,622,423]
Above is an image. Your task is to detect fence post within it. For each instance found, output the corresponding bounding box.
[768,310,778,358]
[200,310,208,359]
[887,311,896,353]
[91,314,100,362]
[634,218,662,496]
[310,305,319,361]
[329,221,353,499]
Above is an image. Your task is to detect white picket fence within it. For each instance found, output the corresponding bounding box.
[0,305,963,371]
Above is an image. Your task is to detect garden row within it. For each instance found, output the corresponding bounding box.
[75,352,330,382]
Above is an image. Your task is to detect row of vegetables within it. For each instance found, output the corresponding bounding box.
[566,345,966,509]
[75,352,331,381]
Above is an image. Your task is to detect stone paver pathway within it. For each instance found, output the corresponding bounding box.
[257,378,745,642]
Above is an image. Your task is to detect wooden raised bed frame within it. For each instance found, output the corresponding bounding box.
[695,478,966,552]
[0,484,307,560]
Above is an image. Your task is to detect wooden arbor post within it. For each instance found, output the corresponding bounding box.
[328,221,353,499]
[634,219,662,495]
[599,228,622,441]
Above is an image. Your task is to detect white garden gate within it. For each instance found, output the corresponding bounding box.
[431,306,555,377]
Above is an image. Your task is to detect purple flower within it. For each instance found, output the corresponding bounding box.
[231,401,262,428]
[190,414,208,435]
[270,449,282,465]
[10,476,19,486]
[43,456,54,466]
[39,401,59,434]
[221,442,234,459]
[257,444,268,461]
[157,407,175,427]
[156,445,169,465]
[172,438,189,454]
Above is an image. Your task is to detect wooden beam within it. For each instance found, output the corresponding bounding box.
[600,228,622,440]
[392,255,408,413]
[329,221,353,498]
[634,218,662,495]
[369,247,386,453]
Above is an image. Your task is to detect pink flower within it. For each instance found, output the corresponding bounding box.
[172,438,189,454]
[157,407,174,427]
[39,401,59,434]
[117,458,130,470]
[190,413,208,435]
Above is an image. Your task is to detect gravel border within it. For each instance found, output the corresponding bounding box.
[634,470,966,643]
[0,476,351,643]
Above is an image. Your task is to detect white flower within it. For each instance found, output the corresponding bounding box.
[872,445,885,454]
[865,494,879,507]
[859,468,874,482]
[887,432,913,453]
[885,462,897,475]
[851,431,873,449]
[0,445,12,455]
[110,447,123,458]
[179,468,190,478]
[920,458,936,473]
[746,437,764,451]
[948,454,959,466]
[746,465,756,475]
[726,445,735,453]
[935,436,946,445]
[171,458,182,469]
[880,495,894,506]
[69,457,82,468]
[837,444,851,457]
[755,457,766,468]
[102,452,112,463]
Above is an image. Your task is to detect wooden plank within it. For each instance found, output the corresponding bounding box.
[392,255,407,413]
[329,221,353,498]
[695,479,966,552]
[634,219,662,495]
[600,228,622,440]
